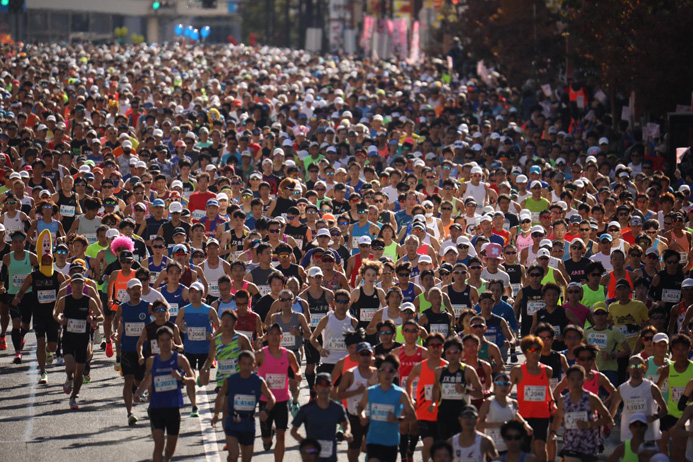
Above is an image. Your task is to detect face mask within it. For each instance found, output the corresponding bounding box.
[425,212,433,219]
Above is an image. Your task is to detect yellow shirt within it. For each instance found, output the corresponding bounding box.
[607,300,649,349]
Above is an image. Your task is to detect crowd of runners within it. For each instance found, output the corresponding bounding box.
[0,40,687,462]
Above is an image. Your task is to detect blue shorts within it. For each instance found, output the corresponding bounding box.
[225,428,255,446]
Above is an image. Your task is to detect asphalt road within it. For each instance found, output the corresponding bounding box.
[1,332,623,462]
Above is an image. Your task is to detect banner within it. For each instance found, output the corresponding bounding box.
[391,19,408,58]
[361,15,375,55]
[407,21,421,65]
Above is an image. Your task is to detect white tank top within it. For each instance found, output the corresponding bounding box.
[484,397,516,453]
[381,307,403,326]
[3,211,23,243]
[619,379,660,442]
[201,259,226,297]
[426,217,441,240]
[346,367,371,414]
[323,312,354,365]
[463,182,487,208]
[452,431,484,462]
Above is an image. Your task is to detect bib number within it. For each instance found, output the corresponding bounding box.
[125,322,144,337]
[234,393,256,412]
[281,334,296,347]
[187,327,207,341]
[564,411,587,430]
[168,303,179,316]
[442,382,464,400]
[37,289,57,304]
[452,304,467,317]
[67,318,87,334]
[59,204,76,217]
[154,375,178,392]
[524,385,546,402]
[209,282,219,297]
[311,313,325,327]
[527,300,545,316]
[266,373,286,390]
[318,440,334,459]
[150,339,160,354]
[672,386,685,403]
[85,233,97,244]
[370,403,394,422]
[588,332,608,348]
[218,358,238,375]
[192,209,206,221]
[258,285,271,296]
[327,337,346,353]
[12,273,27,289]
[625,398,647,414]
[360,308,377,322]
[662,289,681,304]
[116,289,127,302]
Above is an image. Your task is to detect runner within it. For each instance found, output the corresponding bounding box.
[310,288,358,375]
[200,309,253,388]
[448,404,498,462]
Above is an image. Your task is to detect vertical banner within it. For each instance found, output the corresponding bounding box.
[392,19,408,58]
[361,15,374,55]
[407,21,420,65]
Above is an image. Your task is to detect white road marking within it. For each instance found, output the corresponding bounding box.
[197,385,221,462]
[23,343,38,442]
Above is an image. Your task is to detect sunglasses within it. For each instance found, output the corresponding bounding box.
[56,249,68,255]
[494,381,511,387]
[529,273,542,277]
[471,323,486,329]
[524,347,540,354]
[469,266,481,270]
[153,307,167,313]
[335,299,349,304]
[503,434,523,441]
[578,356,594,361]
[403,329,418,334]
[428,344,443,349]
[359,351,373,357]
[398,272,411,277]
[279,297,293,302]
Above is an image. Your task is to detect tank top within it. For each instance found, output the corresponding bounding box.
[484,397,517,452]
[215,332,242,385]
[668,361,693,418]
[182,303,213,354]
[346,367,372,415]
[515,230,533,253]
[564,258,589,283]
[452,431,484,462]
[606,270,633,302]
[201,259,226,298]
[275,312,303,352]
[351,222,374,255]
[284,223,309,250]
[619,379,660,442]
[539,351,563,390]
[524,197,549,224]
[463,182,487,207]
[250,266,274,296]
[226,372,263,424]
[519,285,545,336]
[144,320,176,356]
[471,362,489,409]
[416,358,448,421]
[423,307,451,338]
[562,390,599,455]
[540,266,558,286]
[657,269,683,308]
[323,312,354,365]
[76,214,101,245]
[62,294,90,339]
[8,252,32,295]
[517,363,552,418]
[399,345,425,391]
[161,283,186,322]
[57,191,79,232]
[366,384,404,447]
[584,370,600,394]
[581,283,605,308]
[349,253,364,287]
[503,263,523,295]
[147,256,169,285]
[646,356,670,400]
[32,271,60,307]
[398,281,417,304]
[2,211,23,243]
[535,306,570,350]
[120,300,150,352]
[235,309,260,341]
[277,263,302,287]
[448,284,472,320]
[352,286,380,331]
[180,265,193,287]
[623,440,640,462]
[439,364,469,417]
[112,269,135,305]
[382,307,403,326]
[149,351,184,409]
[383,241,398,260]
[321,271,341,292]
[307,288,331,329]
[258,346,290,402]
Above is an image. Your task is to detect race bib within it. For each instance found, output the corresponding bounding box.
[511,283,521,295]
[424,384,433,402]
[564,411,588,430]
[150,339,160,355]
[154,374,178,392]
[281,333,296,347]
[59,204,76,217]
[625,398,647,414]
[552,325,562,336]
[311,313,325,327]
[681,252,689,265]
[327,337,346,353]
[238,330,254,341]
[524,385,546,402]
[442,382,464,400]
[588,332,608,349]
[370,403,394,422]
[84,233,97,245]
[187,326,207,341]
[12,273,27,289]
[258,285,271,296]
[116,289,127,302]
[550,377,559,390]
[662,289,681,304]
[234,394,256,412]
[527,300,545,316]
[351,236,360,250]
[360,308,377,322]
[318,440,334,459]
[37,289,57,304]
[125,322,144,337]
[617,324,639,339]
[531,212,540,223]
[149,272,160,285]
[192,209,206,221]
[452,304,468,317]
[672,386,686,403]
[168,303,179,317]
[67,318,87,334]
[209,282,219,297]
[430,324,449,336]
[266,373,286,390]
[294,238,303,249]
[218,358,238,375]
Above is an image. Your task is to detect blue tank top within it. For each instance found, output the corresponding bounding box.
[120,300,150,352]
[183,303,213,354]
[398,282,417,304]
[218,298,237,317]
[351,222,374,255]
[149,351,184,408]
[148,256,169,285]
[37,219,59,245]
[292,300,304,314]
[225,372,264,432]
[161,284,186,323]
[366,384,404,446]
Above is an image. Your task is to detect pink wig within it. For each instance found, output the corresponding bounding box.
[111,235,134,254]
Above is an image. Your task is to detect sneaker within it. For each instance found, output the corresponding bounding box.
[12,352,22,364]
[211,358,217,369]
[69,396,79,410]
[82,373,91,384]
[114,360,121,371]
[55,356,64,366]
[263,441,273,452]
[128,413,138,426]
[63,378,73,395]
[100,340,107,351]
[190,407,199,418]
[105,341,114,358]
[46,351,54,364]
[39,372,48,384]
[0,335,6,350]
[290,401,300,418]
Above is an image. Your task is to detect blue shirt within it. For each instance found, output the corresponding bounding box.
[150,351,184,409]
[120,300,151,352]
[182,303,213,354]
[292,400,348,462]
[225,372,264,432]
[366,384,403,447]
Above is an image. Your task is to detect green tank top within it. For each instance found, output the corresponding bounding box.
[581,284,605,308]
[383,241,398,261]
[623,439,639,462]
[8,252,32,294]
[541,267,557,286]
[479,341,490,361]
[396,325,422,345]
[215,332,241,385]
[646,356,670,402]
[667,361,693,418]
[417,292,451,315]
[100,250,119,293]
[524,197,549,224]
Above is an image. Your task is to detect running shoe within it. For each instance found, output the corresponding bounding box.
[69,396,79,410]
[46,351,54,364]
[128,413,138,426]
[63,377,73,395]
[12,352,22,364]
[0,335,6,350]
[105,341,114,358]
[55,356,64,366]
[114,360,121,371]
[100,340,106,351]
[82,373,91,384]
[39,372,48,384]
[290,401,300,418]
[190,407,200,418]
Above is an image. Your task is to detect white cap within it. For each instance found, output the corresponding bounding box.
[598,137,609,145]
[358,236,372,246]
[457,236,472,246]
[316,228,331,238]
[470,166,483,175]
[646,247,659,257]
[530,225,545,234]
[608,221,621,229]
[653,332,669,344]
[536,248,551,259]
[530,180,542,189]
[171,180,183,189]
[308,266,323,278]
[122,140,133,149]
[79,165,91,173]
[539,239,553,248]
[105,229,120,239]
[190,281,205,292]
[419,255,432,264]
[169,202,183,213]
[216,193,229,202]
[682,278,693,289]
[516,175,528,184]
[127,279,142,289]
[414,159,425,168]
[519,210,531,220]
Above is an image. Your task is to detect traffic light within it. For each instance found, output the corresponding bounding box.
[0,0,8,7]
[152,1,161,9]
[201,0,217,8]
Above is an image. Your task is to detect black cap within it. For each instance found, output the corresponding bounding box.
[120,250,134,260]
[173,227,186,236]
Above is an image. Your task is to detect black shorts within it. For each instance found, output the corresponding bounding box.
[34,313,59,343]
[226,429,255,446]
[7,294,32,324]
[305,339,321,365]
[148,407,181,435]
[437,407,461,441]
[260,400,288,437]
[63,333,90,363]
[560,449,598,462]
[366,444,398,462]
[526,417,550,442]
[100,292,113,316]
[417,419,439,440]
[185,352,208,371]
[661,414,679,432]
[317,363,335,375]
[348,413,368,450]
[121,351,145,380]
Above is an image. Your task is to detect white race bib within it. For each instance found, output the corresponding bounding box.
[209,282,219,297]
[511,283,521,295]
[258,285,271,296]
[625,398,647,414]
[552,325,562,336]
[311,313,325,327]
[125,322,144,337]
[430,324,449,336]
[67,318,87,334]
[527,300,545,316]
[524,385,546,402]
[370,403,394,422]
[150,339,160,354]
[192,209,206,221]
[617,324,639,339]
[187,326,207,341]
[452,304,468,317]
[168,303,179,316]
[564,411,588,430]
[218,358,238,375]
[588,332,608,349]
[672,386,686,403]
[233,393,256,412]
[85,233,97,245]
[238,330,254,341]
[281,334,297,347]
[59,204,76,217]
[12,273,27,289]
[294,238,303,249]
[37,289,57,304]
[662,289,681,304]
[442,382,464,400]
[318,440,334,459]
[360,308,377,322]
[424,384,433,402]
[116,289,127,302]
[266,373,286,390]
[327,337,346,353]
[154,375,178,392]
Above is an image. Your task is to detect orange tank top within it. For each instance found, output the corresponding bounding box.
[607,271,632,300]
[111,269,135,311]
[416,358,448,421]
[517,363,552,418]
